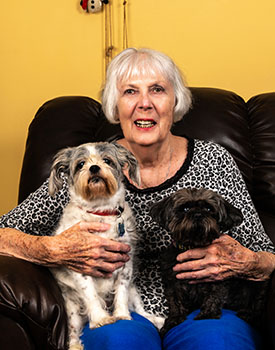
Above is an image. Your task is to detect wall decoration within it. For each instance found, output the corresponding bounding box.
[80,0,109,14]
[104,0,114,71]
[79,0,129,74]
[123,0,128,50]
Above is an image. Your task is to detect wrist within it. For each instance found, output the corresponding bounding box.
[247,250,275,281]
[29,235,59,267]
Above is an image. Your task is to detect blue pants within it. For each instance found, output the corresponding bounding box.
[81,310,262,350]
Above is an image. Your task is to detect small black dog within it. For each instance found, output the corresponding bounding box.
[150,188,268,336]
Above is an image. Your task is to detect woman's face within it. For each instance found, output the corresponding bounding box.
[116,71,175,147]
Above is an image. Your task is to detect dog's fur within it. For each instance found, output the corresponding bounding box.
[150,188,268,336]
[49,142,162,350]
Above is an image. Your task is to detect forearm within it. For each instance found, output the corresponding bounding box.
[0,227,55,267]
[0,224,131,277]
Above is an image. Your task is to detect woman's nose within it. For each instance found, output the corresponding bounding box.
[137,92,152,110]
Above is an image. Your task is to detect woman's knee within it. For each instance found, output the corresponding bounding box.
[81,314,161,350]
[163,309,262,350]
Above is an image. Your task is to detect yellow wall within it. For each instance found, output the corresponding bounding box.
[1,0,275,215]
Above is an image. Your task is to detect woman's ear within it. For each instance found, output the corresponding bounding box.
[114,106,120,123]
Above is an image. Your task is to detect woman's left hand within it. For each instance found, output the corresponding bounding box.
[173,234,275,283]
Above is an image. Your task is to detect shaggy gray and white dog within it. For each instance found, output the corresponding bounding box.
[150,188,268,336]
[49,142,162,350]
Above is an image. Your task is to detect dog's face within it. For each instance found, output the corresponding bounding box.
[150,188,243,248]
[49,142,139,201]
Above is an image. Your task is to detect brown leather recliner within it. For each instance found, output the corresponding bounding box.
[0,87,275,349]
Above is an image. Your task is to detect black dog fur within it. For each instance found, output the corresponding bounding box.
[150,188,269,336]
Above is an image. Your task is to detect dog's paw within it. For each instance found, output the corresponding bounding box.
[194,311,221,320]
[69,344,84,350]
[89,316,117,329]
[113,308,132,321]
[115,315,132,321]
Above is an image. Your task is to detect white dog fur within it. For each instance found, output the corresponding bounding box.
[48,142,163,350]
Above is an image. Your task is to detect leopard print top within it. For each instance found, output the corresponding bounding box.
[1,139,274,317]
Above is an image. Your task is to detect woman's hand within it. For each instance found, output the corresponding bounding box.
[173,234,275,283]
[39,221,131,278]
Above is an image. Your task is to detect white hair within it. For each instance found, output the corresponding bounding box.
[101,48,192,124]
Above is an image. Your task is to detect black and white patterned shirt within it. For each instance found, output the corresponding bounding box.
[1,139,274,317]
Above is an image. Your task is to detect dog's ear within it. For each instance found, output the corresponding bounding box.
[48,147,73,196]
[111,143,140,186]
[218,198,243,232]
[149,196,174,230]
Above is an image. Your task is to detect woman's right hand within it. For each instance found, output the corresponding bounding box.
[40,221,131,278]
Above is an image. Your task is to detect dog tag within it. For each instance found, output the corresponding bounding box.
[117,219,125,237]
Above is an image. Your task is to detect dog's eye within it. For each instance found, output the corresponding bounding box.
[76,161,85,170]
[205,204,213,212]
[103,158,113,166]
[178,205,190,213]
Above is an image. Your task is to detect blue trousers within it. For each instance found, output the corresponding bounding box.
[80,310,262,350]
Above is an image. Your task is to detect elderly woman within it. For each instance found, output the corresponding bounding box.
[0,48,275,350]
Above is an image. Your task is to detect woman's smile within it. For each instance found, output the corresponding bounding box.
[134,119,157,129]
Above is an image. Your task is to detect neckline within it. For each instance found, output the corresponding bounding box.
[123,137,194,194]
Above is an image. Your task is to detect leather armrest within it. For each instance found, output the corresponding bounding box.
[266,272,275,349]
[0,314,35,350]
[0,256,68,350]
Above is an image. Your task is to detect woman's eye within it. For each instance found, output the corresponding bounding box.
[152,85,165,93]
[124,89,136,95]
[76,161,85,170]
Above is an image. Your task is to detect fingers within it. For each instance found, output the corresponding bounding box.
[174,264,227,283]
[76,221,131,253]
[103,240,131,254]
[174,247,209,278]
[173,252,212,282]
[173,236,257,283]
[52,221,132,277]
[89,249,130,272]
[173,242,235,282]
[96,261,127,275]
[78,221,110,232]
[102,250,130,263]
[68,245,130,276]
[176,247,207,263]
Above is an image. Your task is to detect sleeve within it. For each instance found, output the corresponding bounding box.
[211,143,275,253]
[0,177,70,236]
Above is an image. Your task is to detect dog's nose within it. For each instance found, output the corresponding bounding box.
[193,213,202,219]
[89,165,101,174]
